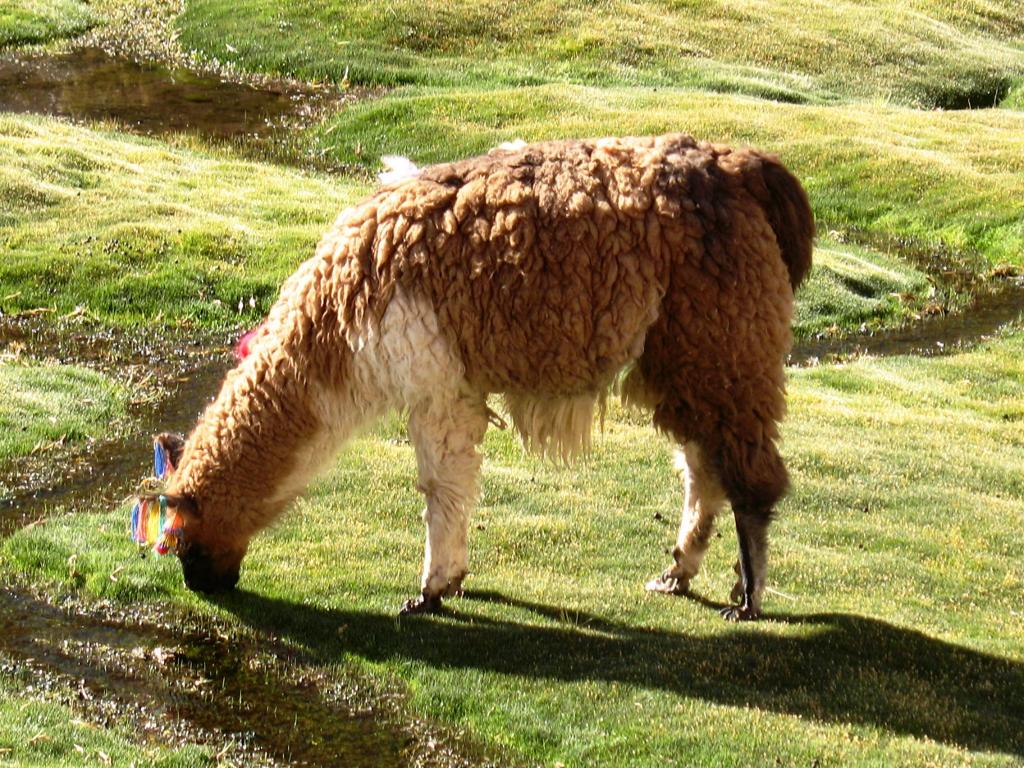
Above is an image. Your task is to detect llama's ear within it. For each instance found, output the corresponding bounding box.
[153,432,186,477]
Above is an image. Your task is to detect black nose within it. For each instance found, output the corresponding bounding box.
[180,544,240,593]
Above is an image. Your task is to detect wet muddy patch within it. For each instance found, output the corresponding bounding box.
[0,46,344,141]
[790,274,1024,365]
[0,316,231,532]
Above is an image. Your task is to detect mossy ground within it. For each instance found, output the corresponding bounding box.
[174,0,1024,108]
[0,0,98,48]
[0,116,368,329]
[0,667,210,767]
[0,360,127,464]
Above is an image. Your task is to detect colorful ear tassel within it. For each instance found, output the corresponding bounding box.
[130,495,184,555]
[129,438,182,555]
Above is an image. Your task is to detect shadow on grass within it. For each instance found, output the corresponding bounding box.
[215,588,1024,757]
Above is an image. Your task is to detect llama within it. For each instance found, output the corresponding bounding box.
[153,134,813,620]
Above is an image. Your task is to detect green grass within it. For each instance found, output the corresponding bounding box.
[0,114,934,337]
[0,115,368,329]
[0,667,210,766]
[318,84,1024,268]
[0,361,127,464]
[1002,80,1024,110]
[175,0,1024,107]
[0,0,99,48]
[4,330,1023,766]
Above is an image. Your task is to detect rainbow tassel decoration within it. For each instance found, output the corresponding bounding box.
[130,495,184,555]
[128,438,183,555]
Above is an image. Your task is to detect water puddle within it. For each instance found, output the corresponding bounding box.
[0,46,343,140]
[791,276,1024,365]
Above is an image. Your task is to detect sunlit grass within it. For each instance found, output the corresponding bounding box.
[1,0,1022,758]
[1002,81,1024,111]
[319,84,1024,268]
[4,330,1023,766]
[0,115,368,328]
[0,0,98,48]
[0,667,210,766]
[0,361,126,464]
[175,0,1024,107]
[793,244,931,337]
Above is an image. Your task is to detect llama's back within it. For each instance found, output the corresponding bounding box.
[328,137,680,392]
[318,135,809,457]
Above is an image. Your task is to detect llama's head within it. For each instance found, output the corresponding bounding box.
[151,432,249,593]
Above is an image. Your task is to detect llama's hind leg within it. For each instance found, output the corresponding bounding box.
[646,443,726,595]
[721,507,771,621]
[642,361,788,620]
[710,433,788,621]
[401,394,488,615]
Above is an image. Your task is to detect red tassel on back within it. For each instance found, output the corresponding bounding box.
[235,322,264,361]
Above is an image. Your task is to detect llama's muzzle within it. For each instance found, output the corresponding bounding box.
[179,542,240,593]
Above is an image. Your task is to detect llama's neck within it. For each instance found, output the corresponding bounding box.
[172,349,315,536]
[168,289,368,540]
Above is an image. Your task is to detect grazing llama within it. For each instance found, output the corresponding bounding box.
[151,134,813,620]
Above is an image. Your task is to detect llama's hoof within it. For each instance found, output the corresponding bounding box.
[645,571,690,595]
[719,603,760,622]
[400,593,442,615]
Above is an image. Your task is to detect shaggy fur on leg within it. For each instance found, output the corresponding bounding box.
[646,444,728,595]
[157,134,813,616]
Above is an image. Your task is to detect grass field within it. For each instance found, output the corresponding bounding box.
[2,0,1023,764]
[4,330,1023,766]
[0,0,98,48]
[0,116,366,328]
[0,667,210,767]
[0,361,126,463]
[174,0,1024,107]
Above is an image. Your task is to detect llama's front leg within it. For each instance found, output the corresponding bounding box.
[400,395,487,615]
[646,443,726,596]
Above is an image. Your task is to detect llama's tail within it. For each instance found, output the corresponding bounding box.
[747,152,815,290]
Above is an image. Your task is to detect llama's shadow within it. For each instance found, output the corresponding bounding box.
[214,588,1024,757]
